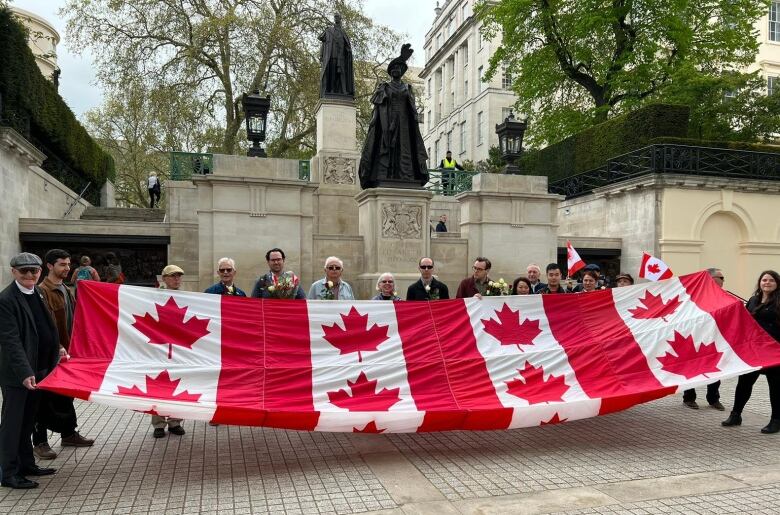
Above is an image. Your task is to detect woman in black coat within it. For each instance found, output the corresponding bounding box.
[722,270,780,433]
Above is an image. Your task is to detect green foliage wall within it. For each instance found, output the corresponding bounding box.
[521,104,691,180]
[0,8,114,184]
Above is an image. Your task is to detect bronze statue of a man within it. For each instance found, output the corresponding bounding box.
[319,13,354,99]
[358,44,429,189]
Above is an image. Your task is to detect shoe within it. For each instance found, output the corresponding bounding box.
[61,431,95,447]
[33,442,57,459]
[722,412,742,426]
[1,476,38,489]
[153,428,166,438]
[760,419,780,434]
[683,400,699,409]
[20,465,56,476]
[168,425,186,436]
[709,401,726,411]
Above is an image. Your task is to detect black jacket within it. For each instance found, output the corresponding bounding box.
[0,282,59,386]
[747,295,780,343]
[406,277,450,301]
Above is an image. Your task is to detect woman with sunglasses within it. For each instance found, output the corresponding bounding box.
[722,270,780,433]
[307,256,355,300]
[372,273,402,301]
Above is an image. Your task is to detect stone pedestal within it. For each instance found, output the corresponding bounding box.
[457,174,563,281]
[311,97,363,283]
[355,188,433,299]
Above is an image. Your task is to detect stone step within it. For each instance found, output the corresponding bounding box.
[80,207,166,222]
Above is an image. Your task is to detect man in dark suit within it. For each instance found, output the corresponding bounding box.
[406,257,450,300]
[0,253,60,489]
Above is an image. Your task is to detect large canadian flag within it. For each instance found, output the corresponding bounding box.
[40,272,780,432]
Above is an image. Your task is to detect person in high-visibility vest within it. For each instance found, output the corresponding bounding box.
[438,151,464,195]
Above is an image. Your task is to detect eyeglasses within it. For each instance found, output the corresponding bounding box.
[218,268,234,273]
[714,276,724,280]
[473,266,487,271]
[380,280,394,284]
[326,265,342,271]
[419,265,433,270]
[15,267,40,275]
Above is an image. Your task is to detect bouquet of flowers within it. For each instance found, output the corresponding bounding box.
[267,271,300,299]
[485,278,510,296]
[322,280,335,300]
[424,284,440,300]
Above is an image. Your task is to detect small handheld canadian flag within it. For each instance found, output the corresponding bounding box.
[566,241,586,277]
[639,252,674,282]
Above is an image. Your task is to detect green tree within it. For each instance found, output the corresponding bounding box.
[64,0,400,157]
[478,0,770,146]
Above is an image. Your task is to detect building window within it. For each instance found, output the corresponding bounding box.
[459,121,467,154]
[427,78,432,97]
[478,66,486,92]
[451,91,455,109]
[478,29,483,50]
[771,1,780,42]
[427,110,432,130]
[436,33,443,50]
[477,111,484,146]
[464,78,469,97]
[502,67,512,90]
[446,131,452,153]
[437,102,442,122]
[501,107,513,121]
[447,18,454,38]
[435,140,440,163]
[462,2,469,21]
[769,76,778,96]
[462,44,468,67]
[438,69,443,90]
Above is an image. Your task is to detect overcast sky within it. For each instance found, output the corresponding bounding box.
[11,0,437,119]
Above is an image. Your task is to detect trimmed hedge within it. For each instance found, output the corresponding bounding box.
[0,8,114,185]
[521,104,690,180]
[648,137,780,154]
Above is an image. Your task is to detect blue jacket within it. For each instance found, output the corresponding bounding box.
[204,282,247,297]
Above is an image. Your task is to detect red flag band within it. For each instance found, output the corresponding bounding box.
[39,272,780,432]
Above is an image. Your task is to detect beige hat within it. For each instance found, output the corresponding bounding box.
[162,264,184,276]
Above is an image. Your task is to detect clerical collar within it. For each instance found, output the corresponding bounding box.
[15,281,35,295]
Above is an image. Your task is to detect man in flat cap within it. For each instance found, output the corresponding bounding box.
[0,253,60,489]
[151,264,187,438]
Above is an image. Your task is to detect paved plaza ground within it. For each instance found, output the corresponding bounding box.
[1,377,779,514]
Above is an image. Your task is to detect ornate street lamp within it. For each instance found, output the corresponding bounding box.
[242,89,271,158]
[495,110,527,174]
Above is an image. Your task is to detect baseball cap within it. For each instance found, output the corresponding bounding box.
[10,252,43,269]
[162,264,185,276]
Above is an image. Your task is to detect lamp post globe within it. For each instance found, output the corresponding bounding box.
[242,89,271,158]
[495,110,527,174]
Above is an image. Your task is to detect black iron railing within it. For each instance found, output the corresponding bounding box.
[549,144,780,198]
[170,151,213,180]
[425,169,478,196]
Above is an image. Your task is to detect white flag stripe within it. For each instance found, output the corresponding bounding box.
[307,301,418,432]
[613,279,755,390]
[95,287,222,420]
[465,296,601,427]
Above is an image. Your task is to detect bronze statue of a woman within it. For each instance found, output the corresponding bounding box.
[358,44,429,189]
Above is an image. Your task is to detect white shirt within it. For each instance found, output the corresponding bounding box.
[15,281,35,295]
[147,176,159,189]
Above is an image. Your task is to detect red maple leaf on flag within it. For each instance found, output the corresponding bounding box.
[322,307,389,362]
[657,332,723,379]
[505,361,569,404]
[482,304,542,350]
[116,370,202,402]
[328,371,401,411]
[647,263,661,274]
[353,421,386,433]
[540,413,568,425]
[628,291,682,322]
[132,297,210,359]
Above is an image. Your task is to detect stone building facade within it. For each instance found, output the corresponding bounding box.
[10,6,60,81]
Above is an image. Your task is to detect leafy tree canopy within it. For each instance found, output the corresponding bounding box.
[478,0,774,146]
[64,0,401,157]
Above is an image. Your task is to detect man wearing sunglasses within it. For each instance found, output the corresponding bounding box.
[0,253,60,489]
[406,257,450,301]
[204,257,247,296]
[308,256,355,300]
